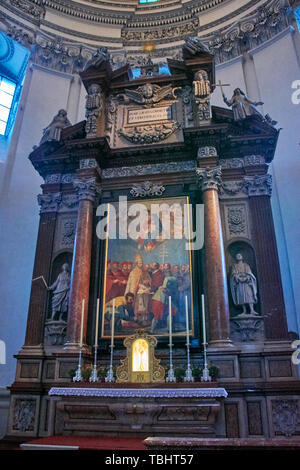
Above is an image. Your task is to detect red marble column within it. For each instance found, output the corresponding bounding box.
[65,176,101,350]
[248,179,288,340]
[197,166,232,346]
[24,192,61,348]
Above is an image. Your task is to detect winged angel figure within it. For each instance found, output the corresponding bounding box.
[118,83,179,108]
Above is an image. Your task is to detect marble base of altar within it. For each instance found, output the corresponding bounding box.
[143,437,300,451]
[49,387,227,437]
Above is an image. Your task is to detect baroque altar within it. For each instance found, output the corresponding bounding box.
[6,38,300,441]
[49,386,227,437]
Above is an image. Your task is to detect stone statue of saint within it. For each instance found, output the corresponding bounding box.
[48,263,71,321]
[193,70,211,122]
[223,88,264,121]
[230,253,259,315]
[85,84,102,137]
[193,70,211,100]
[39,109,71,145]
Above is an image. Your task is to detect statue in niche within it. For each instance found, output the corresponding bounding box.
[39,109,71,145]
[193,70,211,122]
[222,88,264,121]
[85,84,102,137]
[230,253,259,316]
[48,263,71,321]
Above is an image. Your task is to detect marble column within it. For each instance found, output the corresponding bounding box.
[65,176,101,350]
[197,166,232,347]
[24,192,61,350]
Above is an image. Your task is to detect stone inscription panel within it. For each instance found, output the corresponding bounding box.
[127,106,171,124]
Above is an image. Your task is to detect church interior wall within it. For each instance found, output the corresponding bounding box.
[0,64,81,389]
[250,28,300,337]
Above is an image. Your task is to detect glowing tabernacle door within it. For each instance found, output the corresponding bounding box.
[132,339,149,372]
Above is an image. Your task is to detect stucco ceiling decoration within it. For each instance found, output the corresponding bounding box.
[0,0,294,72]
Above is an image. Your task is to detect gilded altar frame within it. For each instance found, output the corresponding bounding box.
[100,196,195,339]
[116,329,165,383]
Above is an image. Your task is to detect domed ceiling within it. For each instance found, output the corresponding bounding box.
[0,0,294,71]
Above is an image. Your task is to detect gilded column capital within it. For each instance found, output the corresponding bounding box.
[243,174,272,197]
[196,166,222,192]
[73,177,102,202]
[37,192,62,213]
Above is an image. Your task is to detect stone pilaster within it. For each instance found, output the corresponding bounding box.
[23,193,61,351]
[65,176,101,350]
[196,166,232,347]
[246,175,288,340]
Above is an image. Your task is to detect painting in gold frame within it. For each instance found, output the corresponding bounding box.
[101,196,194,339]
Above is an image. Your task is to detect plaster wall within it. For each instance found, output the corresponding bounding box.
[0,65,80,387]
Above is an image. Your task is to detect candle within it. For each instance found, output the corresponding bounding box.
[169,296,172,342]
[80,299,85,348]
[201,294,207,345]
[111,298,115,347]
[185,295,189,344]
[94,298,100,347]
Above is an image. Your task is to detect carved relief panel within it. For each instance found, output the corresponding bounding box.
[106,83,184,149]
[221,201,251,242]
[8,395,40,436]
[53,213,77,254]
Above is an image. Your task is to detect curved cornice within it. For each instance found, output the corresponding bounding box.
[1,0,257,27]
[0,0,293,73]
[42,0,228,23]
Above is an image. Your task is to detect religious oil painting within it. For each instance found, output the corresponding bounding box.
[101,196,194,338]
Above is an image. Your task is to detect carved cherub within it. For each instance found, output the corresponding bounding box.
[118,83,177,108]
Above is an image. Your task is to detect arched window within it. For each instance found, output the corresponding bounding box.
[0,33,29,137]
[0,77,17,136]
[295,6,300,32]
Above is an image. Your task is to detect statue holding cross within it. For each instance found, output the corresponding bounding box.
[216,80,265,121]
[215,80,277,126]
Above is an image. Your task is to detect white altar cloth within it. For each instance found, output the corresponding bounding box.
[49,387,228,399]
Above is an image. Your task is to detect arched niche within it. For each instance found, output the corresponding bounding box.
[226,240,260,317]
